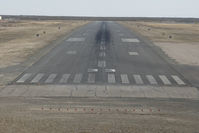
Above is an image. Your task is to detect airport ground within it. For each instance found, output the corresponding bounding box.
[0,19,199,132]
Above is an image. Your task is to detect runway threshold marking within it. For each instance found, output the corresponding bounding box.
[108,74,116,84]
[88,73,95,83]
[16,73,32,83]
[59,74,71,83]
[45,74,57,83]
[121,74,130,84]
[171,75,186,85]
[159,75,171,85]
[31,73,44,83]
[133,75,144,84]
[73,74,83,83]
[146,75,157,85]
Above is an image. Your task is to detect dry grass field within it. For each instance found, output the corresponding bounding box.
[120,21,199,66]
[0,20,88,68]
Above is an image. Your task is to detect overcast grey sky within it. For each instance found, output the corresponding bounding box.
[0,0,198,17]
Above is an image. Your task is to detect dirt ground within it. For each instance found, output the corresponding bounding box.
[0,97,198,133]
[0,20,88,68]
[120,21,199,66]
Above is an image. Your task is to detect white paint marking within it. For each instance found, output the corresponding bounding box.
[108,74,116,84]
[133,75,144,84]
[88,73,95,83]
[99,52,106,57]
[67,38,85,42]
[66,51,77,55]
[101,41,105,45]
[146,75,158,85]
[121,74,130,84]
[122,38,140,43]
[31,73,44,83]
[88,69,98,73]
[129,52,139,56]
[73,74,83,83]
[171,75,186,85]
[17,73,32,83]
[59,74,71,83]
[100,46,106,50]
[159,75,171,85]
[45,74,57,83]
[98,61,106,68]
[105,69,116,73]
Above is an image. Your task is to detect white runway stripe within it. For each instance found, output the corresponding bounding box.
[45,74,57,83]
[88,73,95,83]
[73,74,83,83]
[122,38,140,43]
[100,46,106,50]
[129,52,139,56]
[133,75,144,84]
[121,74,129,84]
[67,38,85,42]
[108,74,116,84]
[159,75,171,85]
[146,75,157,85]
[31,73,44,83]
[99,52,106,57]
[16,73,32,83]
[59,74,71,83]
[98,61,106,68]
[171,75,186,85]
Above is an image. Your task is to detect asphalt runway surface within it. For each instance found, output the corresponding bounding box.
[13,21,189,87]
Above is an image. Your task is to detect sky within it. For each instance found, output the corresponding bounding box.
[0,0,198,17]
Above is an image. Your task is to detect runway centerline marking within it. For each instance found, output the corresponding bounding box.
[99,52,106,57]
[100,46,106,50]
[98,61,106,68]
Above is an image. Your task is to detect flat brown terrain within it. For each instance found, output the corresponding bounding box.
[0,97,198,133]
[120,21,199,66]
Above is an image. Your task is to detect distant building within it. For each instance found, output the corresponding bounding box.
[0,16,2,20]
